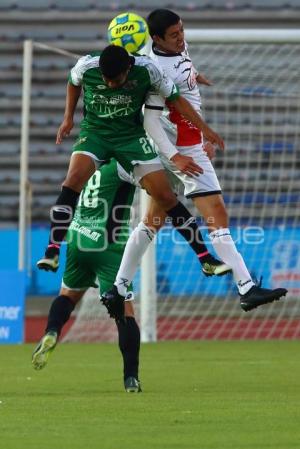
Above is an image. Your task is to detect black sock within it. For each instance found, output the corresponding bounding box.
[167,201,210,263]
[116,317,140,380]
[49,186,80,245]
[46,295,75,337]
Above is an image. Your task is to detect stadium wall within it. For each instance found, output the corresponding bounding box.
[1,226,299,297]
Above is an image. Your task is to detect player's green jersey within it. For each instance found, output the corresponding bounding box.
[68,52,179,142]
[67,159,136,252]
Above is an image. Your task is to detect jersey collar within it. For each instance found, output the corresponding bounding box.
[152,44,182,57]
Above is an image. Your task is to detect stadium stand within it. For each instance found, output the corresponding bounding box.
[0,1,300,223]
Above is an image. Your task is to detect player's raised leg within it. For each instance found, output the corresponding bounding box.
[113,194,231,299]
[37,151,98,272]
[144,196,230,276]
[102,168,231,319]
[193,194,288,310]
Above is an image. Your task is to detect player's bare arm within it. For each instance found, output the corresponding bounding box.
[196,73,213,86]
[56,83,82,144]
[170,95,225,150]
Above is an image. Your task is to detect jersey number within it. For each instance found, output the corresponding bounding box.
[78,171,101,208]
[139,137,154,154]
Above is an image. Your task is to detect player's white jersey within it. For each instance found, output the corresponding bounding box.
[150,43,201,110]
[148,42,202,146]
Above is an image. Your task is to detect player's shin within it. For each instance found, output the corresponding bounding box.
[114,221,155,296]
[116,317,140,384]
[37,187,80,272]
[46,295,76,337]
[32,294,75,371]
[49,186,80,246]
[166,201,210,262]
[209,228,254,295]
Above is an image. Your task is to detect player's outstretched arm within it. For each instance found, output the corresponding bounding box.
[170,95,225,150]
[56,83,82,144]
[144,107,203,176]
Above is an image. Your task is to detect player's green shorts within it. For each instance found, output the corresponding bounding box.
[73,129,158,173]
[62,242,129,294]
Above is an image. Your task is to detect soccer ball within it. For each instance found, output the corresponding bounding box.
[107,12,149,54]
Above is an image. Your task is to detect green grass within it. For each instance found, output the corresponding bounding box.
[1,341,300,449]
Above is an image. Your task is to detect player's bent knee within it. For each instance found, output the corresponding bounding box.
[153,191,177,210]
[63,172,88,192]
[59,287,85,304]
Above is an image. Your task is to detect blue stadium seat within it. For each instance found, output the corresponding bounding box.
[33,58,72,70]
[33,197,59,207]
[30,115,49,126]
[0,1,17,10]
[258,142,294,153]
[0,170,19,183]
[30,85,67,98]
[97,0,139,9]
[213,0,251,8]
[156,0,210,9]
[17,29,61,41]
[52,0,95,10]
[57,28,101,41]
[250,0,290,8]
[0,197,19,207]
[0,116,9,127]
[0,56,21,70]
[29,171,64,183]
[240,86,275,96]
[0,143,19,155]
[13,0,54,10]
[0,29,20,42]
[224,192,300,205]
[289,0,300,7]
[204,0,238,10]
[29,143,56,155]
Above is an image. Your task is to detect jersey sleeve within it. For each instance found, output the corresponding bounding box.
[68,54,96,86]
[144,107,178,160]
[144,92,165,111]
[146,59,180,102]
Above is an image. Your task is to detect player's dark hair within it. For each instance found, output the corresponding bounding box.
[147,9,180,39]
[99,45,132,79]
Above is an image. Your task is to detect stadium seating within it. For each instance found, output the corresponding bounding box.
[1,0,300,11]
[0,0,53,10]
[0,1,300,222]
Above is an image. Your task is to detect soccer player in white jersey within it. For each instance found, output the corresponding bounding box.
[103,9,287,315]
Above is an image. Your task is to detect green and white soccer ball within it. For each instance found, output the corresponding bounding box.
[107,12,149,54]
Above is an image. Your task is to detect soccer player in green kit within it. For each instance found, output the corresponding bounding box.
[32,159,142,393]
[37,44,226,280]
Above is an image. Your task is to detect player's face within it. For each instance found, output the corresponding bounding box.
[103,68,130,89]
[153,20,185,54]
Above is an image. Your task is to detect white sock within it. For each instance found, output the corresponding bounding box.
[114,221,155,296]
[209,228,255,295]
